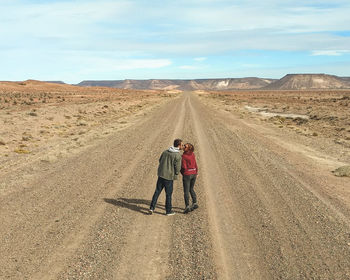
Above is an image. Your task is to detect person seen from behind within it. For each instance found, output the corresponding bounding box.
[181,143,198,214]
[149,139,184,216]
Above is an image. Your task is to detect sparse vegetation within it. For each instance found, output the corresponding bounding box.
[332,166,350,177]
[14,148,30,154]
[0,80,176,160]
[200,89,350,143]
[28,111,38,116]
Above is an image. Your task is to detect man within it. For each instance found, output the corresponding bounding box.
[149,139,184,216]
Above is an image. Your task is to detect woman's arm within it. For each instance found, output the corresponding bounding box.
[181,156,187,174]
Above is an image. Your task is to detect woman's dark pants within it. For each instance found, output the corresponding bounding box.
[150,177,174,213]
[182,174,197,207]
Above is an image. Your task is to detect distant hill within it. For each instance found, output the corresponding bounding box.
[264,74,350,90]
[77,78,276,91]
[340,77,350,83]
[3,75,350,92]
[0,80,97,93]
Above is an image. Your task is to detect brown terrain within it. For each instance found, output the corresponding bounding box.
[0,80,175,163]
[1,80,350,279]
[198,89,350,149]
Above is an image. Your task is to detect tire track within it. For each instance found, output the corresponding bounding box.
[187,93,268,279]
[188,92,350,279]
[106,94,187,279]
[0,96,182,279]
[166,93,218,280]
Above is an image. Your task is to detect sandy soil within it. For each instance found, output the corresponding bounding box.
[196,89,350,148]
[0,81,175,179]
[1,88,350,279]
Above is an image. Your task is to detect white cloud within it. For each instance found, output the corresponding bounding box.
[1,0,350,54]
[128,30,350,55]
[178,1,350,34]
[311,50,350,56]
[1,0,350,81]
[0,1,134,48]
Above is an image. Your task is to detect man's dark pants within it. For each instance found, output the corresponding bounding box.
[150,177,174,213]
[183,174,197,207]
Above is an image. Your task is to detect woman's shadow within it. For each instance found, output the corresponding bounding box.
[104,198,182,215]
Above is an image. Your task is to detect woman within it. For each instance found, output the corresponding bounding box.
[181,143,198,214]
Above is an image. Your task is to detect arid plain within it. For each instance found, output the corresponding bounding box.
[1,81,350,279]
[0,80,177,165]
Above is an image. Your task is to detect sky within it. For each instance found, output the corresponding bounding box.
[1,0,350,84]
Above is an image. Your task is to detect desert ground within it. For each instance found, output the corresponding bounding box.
[1,83,350,279]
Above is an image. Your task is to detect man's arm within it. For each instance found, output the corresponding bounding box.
[159,151,164,163]
[174,154,181,175]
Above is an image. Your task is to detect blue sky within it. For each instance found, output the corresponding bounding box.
[1,0,350,83]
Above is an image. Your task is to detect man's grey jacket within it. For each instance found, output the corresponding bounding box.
[157,146,182,180]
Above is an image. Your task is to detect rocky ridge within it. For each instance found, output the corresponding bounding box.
[77,74,350,90]
[3,74,350,91]
[77,78,276,91]
[264,74,350,90]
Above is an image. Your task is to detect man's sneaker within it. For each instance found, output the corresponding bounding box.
[191,203,199,210]
[183,206,191,214]
[148,209,154,215]
[166,211,175,216]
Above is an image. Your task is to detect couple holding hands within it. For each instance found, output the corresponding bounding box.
[149,139,198,216]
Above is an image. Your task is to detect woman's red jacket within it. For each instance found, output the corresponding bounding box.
[181,151,198,175]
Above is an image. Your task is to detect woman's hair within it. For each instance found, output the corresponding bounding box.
[186,143,194,152]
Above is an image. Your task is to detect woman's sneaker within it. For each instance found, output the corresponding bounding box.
[191,203,199,210]
[183,206,191,214]
[166,211,175,216]
[148,208,154,215]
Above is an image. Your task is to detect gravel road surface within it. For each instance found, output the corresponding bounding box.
[1,92,350,279]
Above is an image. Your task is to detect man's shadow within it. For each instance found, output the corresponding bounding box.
[104,198,182,215]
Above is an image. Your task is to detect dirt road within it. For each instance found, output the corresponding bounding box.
[1,92,350,279]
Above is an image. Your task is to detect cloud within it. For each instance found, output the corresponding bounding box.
[311,50,350,56]
[178,1,350,34]
[1,0,350,54]
[1,0,350,81]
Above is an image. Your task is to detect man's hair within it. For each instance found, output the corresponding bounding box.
[173,138,182,148]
